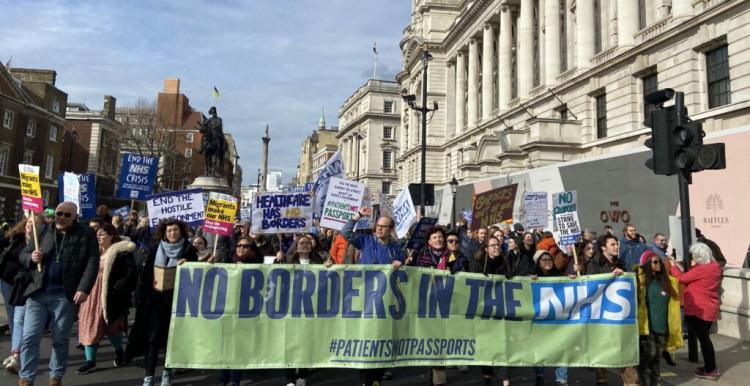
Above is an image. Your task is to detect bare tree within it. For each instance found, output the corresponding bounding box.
[117,98,192,192]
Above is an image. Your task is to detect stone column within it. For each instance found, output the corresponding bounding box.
[481,23,495,121]
[544,0,561,85]
[260,125,270,192]
[518,0,534,97]
[567,3,576,69]
[498,6,513,109]
[455,51,466,133]
[672,0,694,20]
[467,38,479,128]
[617,0,639,47]
[445,61,456,137]
[576,0,595,69]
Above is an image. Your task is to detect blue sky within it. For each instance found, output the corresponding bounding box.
[0,0,410,185]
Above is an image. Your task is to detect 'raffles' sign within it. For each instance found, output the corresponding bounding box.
[470,184,518,231]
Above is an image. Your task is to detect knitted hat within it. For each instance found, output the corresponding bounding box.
[513,223,524,232]
[44,208,55,217]
[533,249,553,264]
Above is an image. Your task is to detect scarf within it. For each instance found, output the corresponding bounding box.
[155,239,184,267]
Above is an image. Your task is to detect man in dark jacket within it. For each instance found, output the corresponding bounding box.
[619,223,648,271]
[18,202,99,386]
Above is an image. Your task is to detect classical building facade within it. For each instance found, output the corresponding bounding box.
[396,0,750,188]
[64,96,123,202]
[294,113,339,185]
[0,66,67,220]
[338,79,401,200]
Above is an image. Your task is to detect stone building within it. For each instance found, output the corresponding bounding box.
[338,80,401,200]
[0,66,67,220]
[64,96,123,202]
[396,0,750,187]
[294,112,339,185]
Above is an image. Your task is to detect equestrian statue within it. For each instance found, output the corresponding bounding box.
[197,106,227,177]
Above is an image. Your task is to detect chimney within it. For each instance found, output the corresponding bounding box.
[164,78,180,94]
[9,68,57,85]
[103,95,116,119]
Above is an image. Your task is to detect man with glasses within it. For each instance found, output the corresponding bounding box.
[18,202,99,386]
[341,206,404,386]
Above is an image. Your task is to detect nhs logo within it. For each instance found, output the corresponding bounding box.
[531,276,636,325]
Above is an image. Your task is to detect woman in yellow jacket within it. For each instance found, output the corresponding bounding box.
[635,251,683,386]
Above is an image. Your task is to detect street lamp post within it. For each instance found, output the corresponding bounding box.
[64,129,78,172]
[355,133,362,181]
[449,176,458,229]
[403,47,437,217]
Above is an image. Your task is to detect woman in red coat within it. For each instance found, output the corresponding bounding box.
[669,242,722,380]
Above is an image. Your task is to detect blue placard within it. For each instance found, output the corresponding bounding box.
[78,173,96,219]
[406,217,439,250]
[57,173,97,219]
[112,205,130,217]
[116,153,159,200]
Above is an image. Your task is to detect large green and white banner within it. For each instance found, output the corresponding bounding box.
[166,264,638,369]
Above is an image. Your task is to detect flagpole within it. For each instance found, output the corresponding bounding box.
[373,42,378,80]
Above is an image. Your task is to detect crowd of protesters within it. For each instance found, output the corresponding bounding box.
[0,201,732,386]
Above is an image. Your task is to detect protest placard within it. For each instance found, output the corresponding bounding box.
[167,265,638,369]
[204,192,238,236]
[19,164,43,213]
[112,205,130,218]
[283,183,314,193]
[392,187,416,238]
[470,184,518,231]
[355,187,372,230]
[319,177,365,231]
[312,151,345,217]
[552,191,580,246]
[406,217,439,250]
[146,189,205,230]
[78,174,96,219]
[523,192,548,229]
[62,172,80,212]
[251,192,312,234]
[461,209,473,226]
[116,153,159,200]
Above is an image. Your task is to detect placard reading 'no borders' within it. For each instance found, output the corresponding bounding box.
[166,264,638,369]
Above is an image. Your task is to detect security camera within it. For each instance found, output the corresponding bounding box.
[644,88,675,107]
[402,94,416,103]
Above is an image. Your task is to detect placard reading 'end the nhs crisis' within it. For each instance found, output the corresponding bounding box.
[117,153,159,200]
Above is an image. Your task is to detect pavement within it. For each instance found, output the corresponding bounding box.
[0,294,747,385]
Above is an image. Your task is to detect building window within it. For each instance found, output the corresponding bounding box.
[642,73,658,121]
[381,181,391,195]
[186,132,194,143]
[383,100,394,113]
[185,148,192,158]
[0,144,10,175]
[181,178,190,190]
[45,154,54,178]
[382,150,393,169]
[23,151,33,165]
[2,110,14,129]
[595,93,607,139]
[383,126,393,139]
[706,45,731,109]
[52,100,61,113]
[26,120,37,137]
[42,190,50,206]
[49,125,58,141]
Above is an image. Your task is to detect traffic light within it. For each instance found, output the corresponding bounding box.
[644,106,677,176]
[643,89,725,175]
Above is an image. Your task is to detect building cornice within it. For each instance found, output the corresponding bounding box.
[337,112,401,138]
